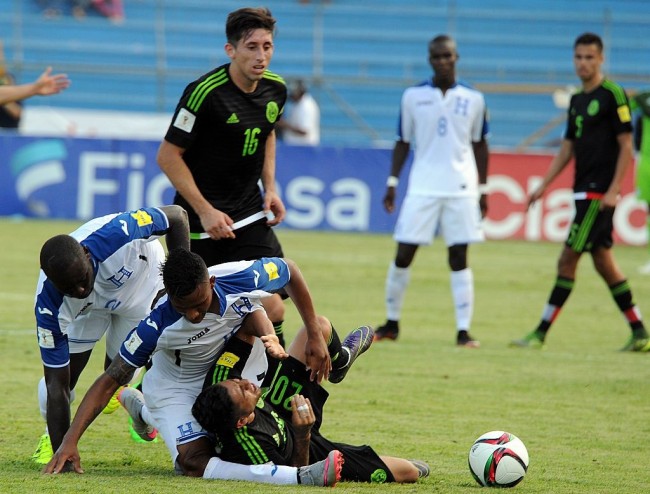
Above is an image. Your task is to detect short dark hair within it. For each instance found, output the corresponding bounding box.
[161,248,208,298]
[225,7,276,46]
[193,383,240,434]
[574,32,603,52]
[430,34,454,47]
[39,234,84,276]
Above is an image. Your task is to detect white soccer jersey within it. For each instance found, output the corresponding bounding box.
[398,81,489,197]
[35,207,169,367]
[120,257,290,385]
[119,257,290,460]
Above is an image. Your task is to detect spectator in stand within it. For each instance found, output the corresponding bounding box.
[91,0,124,22]
[278,79,320,146]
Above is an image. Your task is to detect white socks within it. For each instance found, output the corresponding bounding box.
[203,456,298,484]
[451,268,474,331]
[385,263,410,321]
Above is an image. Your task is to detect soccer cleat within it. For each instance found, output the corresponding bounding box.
[620,335,650,352]
[329,325,374,384]
[510,330,545,349]
[457,330,480,348]
[31,433,53,465]
[373,321,399,341]
[117,387,158,442]
[409,459,430,478]
[298,449,344,487]
[102,385,123,414]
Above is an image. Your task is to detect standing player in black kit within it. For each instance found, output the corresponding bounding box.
[157,7,291,348]
[511,32,649,351]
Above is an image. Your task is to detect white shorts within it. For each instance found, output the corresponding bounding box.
[67,311,144,359]
[142,338,269,464]
[394,195,484,246]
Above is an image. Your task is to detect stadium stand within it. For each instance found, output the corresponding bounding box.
[1,0,649,148]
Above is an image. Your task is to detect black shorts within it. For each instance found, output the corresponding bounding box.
[190,220,284,266]
[264,357,395,483]
[566,199,614,253]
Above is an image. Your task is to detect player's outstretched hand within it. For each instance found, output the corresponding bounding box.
[304,335,331,383]
[43,444,84,474]
[260,334,288,359]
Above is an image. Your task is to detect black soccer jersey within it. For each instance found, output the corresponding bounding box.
[565,80,633,193]
[164,63,287,230]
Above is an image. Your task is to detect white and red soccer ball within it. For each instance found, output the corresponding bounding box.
[468,431,529,487]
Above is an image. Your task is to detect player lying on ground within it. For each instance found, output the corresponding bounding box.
[193,319,430,483]
[44,249,339,486]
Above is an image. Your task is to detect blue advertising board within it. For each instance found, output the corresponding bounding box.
[0,134,407,233]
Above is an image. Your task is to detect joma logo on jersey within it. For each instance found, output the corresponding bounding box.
[187,326,212,344]
[107,266,134,287]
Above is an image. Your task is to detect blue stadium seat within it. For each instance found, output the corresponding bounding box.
[2,0,649,148]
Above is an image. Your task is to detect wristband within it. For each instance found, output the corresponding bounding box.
[386,176,399,188]
[478,184,488,194]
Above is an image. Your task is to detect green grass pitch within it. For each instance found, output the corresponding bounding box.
[1,217,649,493]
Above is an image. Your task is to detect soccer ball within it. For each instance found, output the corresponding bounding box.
[468,431,529,487]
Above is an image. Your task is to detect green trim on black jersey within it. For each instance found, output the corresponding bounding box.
[602,79,627,106]
[262,70,286,85]
[188,68,229,112]
[210,364,232,385]
[235,427,269,464]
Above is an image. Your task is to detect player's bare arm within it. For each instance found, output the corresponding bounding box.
[43,365,73,455]
[384,140,410,213]
[282,258,330,382]
[473,138,489,217]
[602,132,634,209]
[43,356,137,474]
[527,139,574,210]
[289,395,314,467]
[158,204,190,251]
[157,140,235,239]
[262,129,286,225]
